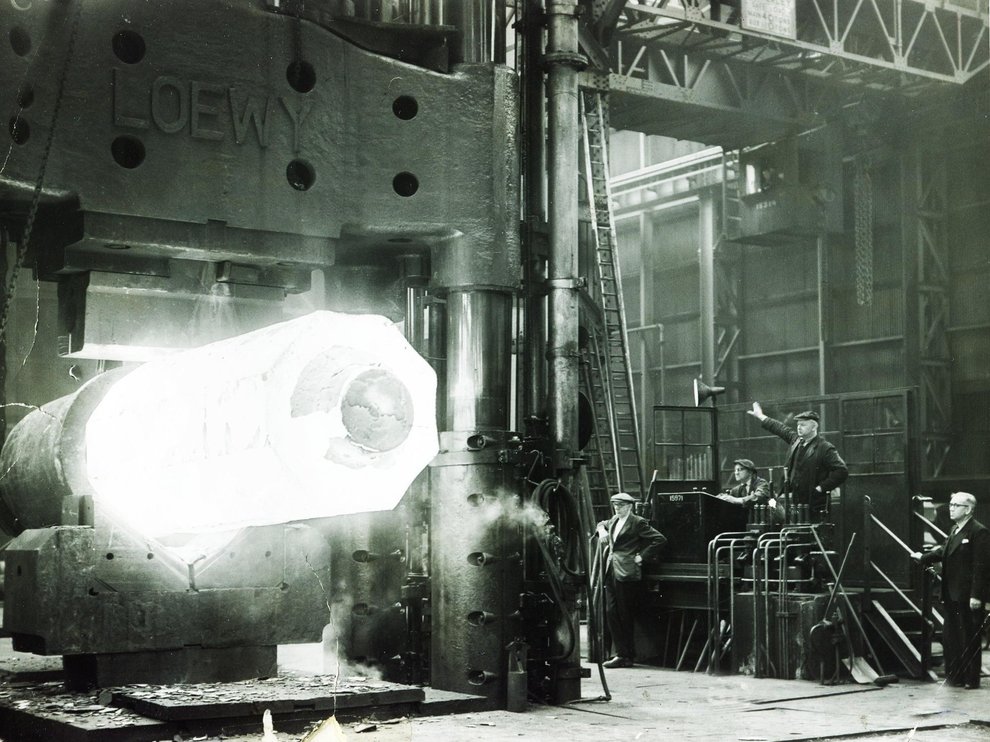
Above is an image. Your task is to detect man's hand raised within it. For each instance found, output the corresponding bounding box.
[747,402,767,422]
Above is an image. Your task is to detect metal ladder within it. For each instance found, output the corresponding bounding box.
[580,327,621,521]
[579,89,645,503]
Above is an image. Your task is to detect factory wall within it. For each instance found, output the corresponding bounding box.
[612,119,990,485]
[944,138,990,476]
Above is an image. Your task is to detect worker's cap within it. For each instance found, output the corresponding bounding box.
[733,458,757,473]
[793,410,820,422]
[610,492,637,504]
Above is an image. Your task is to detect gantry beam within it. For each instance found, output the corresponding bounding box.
[576,1,987,145]
[611,1,989,91]
[588,52,841,147]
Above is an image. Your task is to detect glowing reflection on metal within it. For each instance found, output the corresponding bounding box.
[85,311,438,537]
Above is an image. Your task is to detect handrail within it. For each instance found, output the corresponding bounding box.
[706,529,755,675]
[913,510,948,539]
[869,513,913,555]
[870,560,922,618]
[864,495,946,678]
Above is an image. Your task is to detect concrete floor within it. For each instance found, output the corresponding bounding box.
[2,638,989,741]
[240,641,990,742]
[308,666,990,742]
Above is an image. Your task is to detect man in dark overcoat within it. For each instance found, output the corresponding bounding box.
[913,492,990,689]
[747,402,848,519]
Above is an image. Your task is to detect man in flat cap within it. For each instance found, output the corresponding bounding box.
[595,492,667,668]
[747,403,848,519]
[717,459,771,509]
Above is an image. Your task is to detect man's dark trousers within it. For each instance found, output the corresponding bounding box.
[604,576,646,660]
[942,599,986,687]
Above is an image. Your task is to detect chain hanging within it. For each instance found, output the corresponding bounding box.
[0,1,83,339]
[853,158,874,307]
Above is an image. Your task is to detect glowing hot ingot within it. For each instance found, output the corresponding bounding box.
[84,311,438,536]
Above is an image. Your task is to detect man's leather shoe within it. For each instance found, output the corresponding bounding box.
[603,656,634,668]
[965,682,979,689]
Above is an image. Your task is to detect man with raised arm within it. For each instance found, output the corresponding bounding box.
[746,402,848,520]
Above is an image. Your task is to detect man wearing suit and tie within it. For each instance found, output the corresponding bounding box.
[747,403,848,520]
[912,492,990,689]
[595,492,667,668]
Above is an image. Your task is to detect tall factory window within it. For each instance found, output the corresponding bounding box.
[651,406,715,482]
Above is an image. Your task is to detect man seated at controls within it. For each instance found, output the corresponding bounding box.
[595,492,667,668]
[746,403,848,520]
[717,458,770,509]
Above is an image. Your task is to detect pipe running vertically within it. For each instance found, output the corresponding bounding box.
[430,288,519,706]
[444,0,496,63]
[545,0,582,463]
[521,0,548,423]
[424,50,521,705]
[543,0,585,704]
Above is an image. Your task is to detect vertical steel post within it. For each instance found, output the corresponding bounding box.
[424,54,521,705]
[546,0,581,460]
[544,0,585,704]
[521,0,548,423]
[430,289,519,706]
[699,193,716,386]
[639,212,655,459]
[816,234,828,396]
[444,1,495,62]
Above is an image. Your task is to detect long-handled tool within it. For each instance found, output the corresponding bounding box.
[809,535,856,684]
[810,527,886,681]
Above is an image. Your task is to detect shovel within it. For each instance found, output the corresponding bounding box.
[843,655,880,683]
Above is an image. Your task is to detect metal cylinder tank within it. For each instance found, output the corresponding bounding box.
[430,288,521,705]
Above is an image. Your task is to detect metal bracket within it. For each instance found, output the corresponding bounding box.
[542,51,588,71]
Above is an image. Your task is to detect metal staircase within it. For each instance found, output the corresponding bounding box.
[860,501,945,680]
[579,89,645,506]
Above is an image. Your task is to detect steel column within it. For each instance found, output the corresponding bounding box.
[546,0,582,459]
[544,0,585,704]
[521,0,548,423]
[817,234,829,396]
[430,288,518,705]
[915,149,952,478]
[699,193,716,386]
